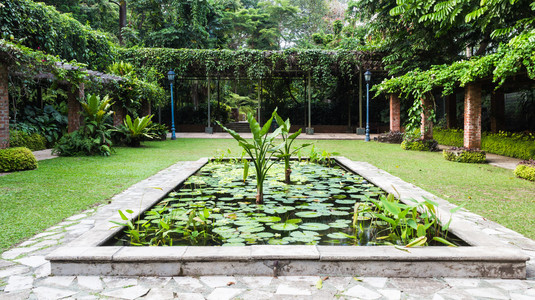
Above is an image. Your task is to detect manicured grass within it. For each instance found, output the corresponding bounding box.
[0,138,533,252]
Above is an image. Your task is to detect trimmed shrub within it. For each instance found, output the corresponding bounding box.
[401,139,439,151]
[9,130,47,151]
[514,160,535,181]
[377,131,404,144]
[443,147,486,163]
[434,129,535,160]
[0,147,38,172]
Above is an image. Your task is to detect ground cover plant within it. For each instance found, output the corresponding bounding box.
[1,139,534,253]
[111,161,459,247]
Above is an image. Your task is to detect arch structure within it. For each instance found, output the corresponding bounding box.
[120,48,386,134]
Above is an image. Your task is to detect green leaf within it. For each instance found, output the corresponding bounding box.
[405,236,427,247]
[432,237,457,247]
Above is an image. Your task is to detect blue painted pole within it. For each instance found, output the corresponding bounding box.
[170,82,176,140]
[365,81,370,142]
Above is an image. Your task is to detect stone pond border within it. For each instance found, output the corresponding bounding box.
[46,157,531,278]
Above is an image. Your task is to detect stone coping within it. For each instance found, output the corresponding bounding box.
[46,157,530,278]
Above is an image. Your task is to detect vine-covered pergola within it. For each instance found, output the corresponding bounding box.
[0,40,159,149]
[120,48,385,134]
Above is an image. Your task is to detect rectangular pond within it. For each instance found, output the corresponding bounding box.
[46,157,529,278]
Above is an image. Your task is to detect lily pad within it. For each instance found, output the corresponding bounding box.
[327,232,348,239]
[270,223,299,231]
[299,223,330,231]
[295,211,323,218]
[268,238,289,245]
[255,216,282,223]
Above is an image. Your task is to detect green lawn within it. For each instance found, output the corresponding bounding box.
[0,138,533,252]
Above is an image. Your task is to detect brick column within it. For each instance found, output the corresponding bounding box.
[390,93,401,132]
[67,83,84,133]
[464,82,482,149]
[0,63,9,148]
[445,94,457,129]
[113,105,126,126]
[141,100,151,116]
[490,89,505,133]
[420,96,433,140]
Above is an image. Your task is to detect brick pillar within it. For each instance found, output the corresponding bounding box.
[390,93,401,132]
[420,96,433,140]
[464,82,482,149]
[113,105,126,126]
[141,100,151,116]
[445,94,457,129]
[0,63,9,148]
[490,89,505,133]
[67,83,84,133]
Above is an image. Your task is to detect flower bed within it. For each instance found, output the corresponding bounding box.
[443,147,486,164]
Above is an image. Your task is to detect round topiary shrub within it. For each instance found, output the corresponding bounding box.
[443,147,486,163]
[514,159,535,181]
[0,147,38,172]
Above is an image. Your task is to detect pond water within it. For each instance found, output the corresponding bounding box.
[110,161,458,247]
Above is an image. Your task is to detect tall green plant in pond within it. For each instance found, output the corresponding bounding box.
[217,111,283,204]
[273,111,311,184]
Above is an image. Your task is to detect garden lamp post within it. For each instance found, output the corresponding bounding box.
[364,70,371,142]
[168,70,176,140]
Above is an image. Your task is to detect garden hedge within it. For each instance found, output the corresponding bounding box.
[9,130,47,151]
[434,129,535,160]
[443,148,486,163]
[401,139,438,151]
[0,147,38,172]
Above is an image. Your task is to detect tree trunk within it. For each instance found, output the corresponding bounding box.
[118,0,127,45]
[256,190,263,205]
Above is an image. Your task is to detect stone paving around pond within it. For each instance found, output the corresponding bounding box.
[1,160,534,299]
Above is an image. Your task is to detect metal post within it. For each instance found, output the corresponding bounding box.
[365,80,370,142]
[170,81,176,140]
[306,72,313,135]
[206,78,212,133]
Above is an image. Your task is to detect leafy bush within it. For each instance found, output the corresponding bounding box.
[514,160,535,181]
[434,128,535,160]
[114,115,155,147]
[443,147,486,163]
[53,94,114,156]
[0,147,38,172]
[377,131,404,144]
[9,130,46,151]
[149,123,168,141]
[401,130,438,151]
[10,105,68,147]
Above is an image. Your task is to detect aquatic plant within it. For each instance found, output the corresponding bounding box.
[217,111,283,204]
[273,111,311,184]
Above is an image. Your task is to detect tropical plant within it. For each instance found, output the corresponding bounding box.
[53,94,114,156]
[273,111,310,183]
[115,115,155,147]
[217,110,283,204]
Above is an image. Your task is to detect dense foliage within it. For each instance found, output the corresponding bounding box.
[434,128,535,160]
[443,147,486,164]
[8,130,47,151]
[514,161,535,181]
[0,0,116,70]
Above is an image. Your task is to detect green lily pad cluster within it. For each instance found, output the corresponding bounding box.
[112,161,460,247]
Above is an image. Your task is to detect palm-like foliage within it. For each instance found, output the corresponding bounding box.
[119,115,156,147]
[273,111,310,184]
[80,94,114,125]
[217,111,283,204]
